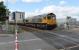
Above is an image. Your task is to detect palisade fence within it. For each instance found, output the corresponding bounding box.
[0,21,22,34]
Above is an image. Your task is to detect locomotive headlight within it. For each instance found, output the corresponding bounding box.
[53,17,56,19]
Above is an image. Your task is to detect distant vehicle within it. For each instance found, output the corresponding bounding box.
[10,13,57,30]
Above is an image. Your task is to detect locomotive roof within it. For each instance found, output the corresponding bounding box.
[33,13,55,18]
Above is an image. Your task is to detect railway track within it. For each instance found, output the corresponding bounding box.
[20,26,79,50]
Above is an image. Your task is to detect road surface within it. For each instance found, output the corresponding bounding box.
[1,26,79,50]
[0,31,57,50]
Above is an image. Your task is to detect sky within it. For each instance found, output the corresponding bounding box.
[0,0,79,20]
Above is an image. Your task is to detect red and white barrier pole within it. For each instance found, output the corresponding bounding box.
[15,30,19,50]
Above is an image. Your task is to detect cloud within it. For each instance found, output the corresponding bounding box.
[0,0,5,2]
[25,5,79,20]
[8,0,17,3]
[9,9,25,13]
[22,0,42,3]
[59,0,67,6]
[0,0,17,3]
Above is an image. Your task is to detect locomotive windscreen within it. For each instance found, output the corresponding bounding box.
[47,13,56,19]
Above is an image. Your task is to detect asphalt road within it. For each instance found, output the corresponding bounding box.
[0,31,57,50]
[1,26,79,50]
[33,30,79,50]
[21,26,79,50]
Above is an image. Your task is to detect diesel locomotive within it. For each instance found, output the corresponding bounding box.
[24,13,57,30]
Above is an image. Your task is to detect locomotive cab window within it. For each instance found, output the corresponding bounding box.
[47,15,51,19]
[51,14,56,19]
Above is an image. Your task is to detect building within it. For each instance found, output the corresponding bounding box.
[65,16,77,29]
[57,17,77,29]
[12,11,25,23]
[66,16,77,25]
[76,21,79,26]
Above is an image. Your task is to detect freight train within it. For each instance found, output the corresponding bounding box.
[10,13,57,30]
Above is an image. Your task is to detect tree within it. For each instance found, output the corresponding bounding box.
[0,1,9,21]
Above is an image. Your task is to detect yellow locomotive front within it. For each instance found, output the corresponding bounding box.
[42,13,57,30]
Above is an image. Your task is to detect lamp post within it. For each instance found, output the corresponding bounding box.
[6,0,9,33]
[66,16,71,30]
[6,9,9,32]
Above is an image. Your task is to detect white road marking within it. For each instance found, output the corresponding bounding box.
[36,49,42,50]
[19,38,41,42]
[0,38,41,45]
